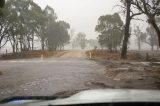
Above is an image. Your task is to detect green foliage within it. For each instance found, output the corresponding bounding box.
[0,0,5,8]
[0,0,70,52]
[46,20,70,50]
[0,0,5,16]
[134,26,146,42]
[131,0,160,47]
[146,26,159,50]
[3,0,45,52]
[95,13,124,51]
[134,26,146,50]
[76,32,86,49]
[87,39,99,49]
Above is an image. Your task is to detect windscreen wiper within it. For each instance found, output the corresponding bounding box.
[0,96,65,104]
[0,89,86,104]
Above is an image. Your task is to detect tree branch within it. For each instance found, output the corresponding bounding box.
[114,4,126,10]
[0,37,9,49]
[131,12,143,18]
[131,17,145,21]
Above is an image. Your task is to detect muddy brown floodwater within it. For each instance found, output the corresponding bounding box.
[0,50,160,101]
[0,50,108,100]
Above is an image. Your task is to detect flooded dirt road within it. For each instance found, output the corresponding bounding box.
[0,51,107,100]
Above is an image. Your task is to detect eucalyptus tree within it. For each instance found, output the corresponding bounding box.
[4,0,47,52]
[120,0,143,59]
[146,25,159,50]
[131,0,160,46]
[0,0,7,49]
[95,13,124,51]
[24,0,45,51]
[0,0,5,8]
[134,26,146,50]
[43,6,70,50]
[0,0,5,15]
[57,21,70,50]
[76,32,86,50]
[0,0,70,52]
[4,0,27,53]
[47,21,70,50]
[44,5,58,50]
[0,15,9,49]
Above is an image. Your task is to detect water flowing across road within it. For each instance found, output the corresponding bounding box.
[0,50,107,100]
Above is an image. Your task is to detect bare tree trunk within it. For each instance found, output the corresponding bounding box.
[27,38,31,51]
[150,18,160,47]
[138,39,141,50]
[151,35,154,51]
[41,37,45,51]
[20,42,23,52]
[12,42,16,54]
[151,45,154,51]
[121,0,131,59]
[0,38,3,49]
[16,43,18,53]
[31,35,34,51]
[20,36,24,52]
[41,42,45,51]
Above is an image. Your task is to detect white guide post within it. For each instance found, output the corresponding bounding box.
[41,54,44,61]
[89,52,92,59]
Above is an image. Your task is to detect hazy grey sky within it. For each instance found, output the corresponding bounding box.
[34,0,121,39]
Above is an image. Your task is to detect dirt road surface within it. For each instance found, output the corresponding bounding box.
[0,50,108,100]
[60,50,86,58]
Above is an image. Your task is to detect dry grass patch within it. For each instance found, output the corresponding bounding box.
[0,50,66,60]
[86,49,120,60]
[86,49,159,61]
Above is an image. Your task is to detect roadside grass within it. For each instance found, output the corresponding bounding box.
[86,49,160,89]
[103,60,160,89]
[86,49,120,60]
[0,50,66,60]
[86,49,160,62]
